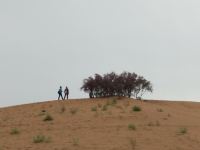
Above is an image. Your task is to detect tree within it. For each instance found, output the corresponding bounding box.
[81,71,153,99]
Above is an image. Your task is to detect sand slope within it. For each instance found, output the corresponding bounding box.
[0,97,200,150]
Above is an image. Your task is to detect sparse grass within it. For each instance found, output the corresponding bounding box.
[72,138,79,146]
[10,128,20,135]
[147,121,160,127]
[147,122,154,126]
[33,135,51,143]
[156,120,160,126]
[91,106,97,111]
[70,108,78,115]
[43,114,53,121]
[111,98,117,105]
[132,106,141,112]
[157,108,163,112]
[60,106,66,113]
[102,104,108,111]
[129,139,136,150]
[178,127,187,135]
[97,103,102,108]
[38,110,46,116]
[128,124,136,130]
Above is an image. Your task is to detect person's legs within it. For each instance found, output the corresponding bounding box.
[67,94,68,99]
[64,94,66,100]
[58,94,61,100]
[61,94,64,100]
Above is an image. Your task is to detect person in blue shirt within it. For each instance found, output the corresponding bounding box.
[58,86,64,100]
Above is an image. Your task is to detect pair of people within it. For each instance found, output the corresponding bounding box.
[58,86,69,100]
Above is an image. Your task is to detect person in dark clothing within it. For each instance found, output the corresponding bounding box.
[58,86,64,100]
[64,86,69,100]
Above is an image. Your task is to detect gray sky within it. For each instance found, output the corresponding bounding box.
[1,0,200,107]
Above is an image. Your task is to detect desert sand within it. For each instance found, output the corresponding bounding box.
[0,97,200,150]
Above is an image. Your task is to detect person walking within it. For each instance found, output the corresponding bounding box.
[64,86,69,100]
[58,86,64,100]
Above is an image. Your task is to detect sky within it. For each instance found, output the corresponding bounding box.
[0,0,200,107]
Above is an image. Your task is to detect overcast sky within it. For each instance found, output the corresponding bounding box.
[0,0,200,107]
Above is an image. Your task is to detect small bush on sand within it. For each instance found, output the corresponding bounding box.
[10,128,20,135]
[60,106,66,113]
[132,106,141,112]
[128,124,136,130]
[33,135,51,143]
[72,138,79,146]
[43,114,53,121]
[130,139,136,150]
[91,106,97,111]
[70,108,78,115]
[102,105,108,111]
[97,103,102,108]
[111,99,117,105]
[157,108,163,112]
[147,122,154,126]
[179,127,187,135]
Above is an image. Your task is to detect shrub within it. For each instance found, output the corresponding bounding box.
[60,106,66,113]
[111,99,117,105]
[147,122,154,126]
[10,128,20,135]
[179,127,187,135]
[132,106,141,112]
[128,124,136,130]
[97,103,102,108]
[33,135,51,143]
[70,108,78,114]
[157,108,163,112]
[91,106,97,111]
[72,138,79,146]
[130,139,136,150]
[102,105,108,111]
[43,114,53,121]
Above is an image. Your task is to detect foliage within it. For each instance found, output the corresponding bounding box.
[33,135,51,143]
[128,124,136,130]
[10,128,20,135]
[91,106,97,111]
[132,106,142,112]
[43,114,53,121]
[81,71,153,99]
[70,108,78,114]
[179,127,187,135]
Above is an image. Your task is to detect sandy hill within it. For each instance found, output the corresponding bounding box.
[0,97,200,150]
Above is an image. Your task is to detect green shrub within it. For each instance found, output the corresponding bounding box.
[72,138,79,146]
[70,108,78,114]
[102,105,108,111]
[91,106,97,111]
[132,106,141,112]
[130,139,136,150]
[157,108,163,112]
[128,124,136,130]
[97,103,102,108]
[43,114,53,121]
[10,128,20,135]
[60,106,66,113]
[33,135,51,143]
[111,99,117,105]
[179,127,187,135]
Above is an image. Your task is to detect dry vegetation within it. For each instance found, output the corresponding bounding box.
[0,97,200,150]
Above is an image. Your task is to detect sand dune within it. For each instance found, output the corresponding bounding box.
[0,97,200,150]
